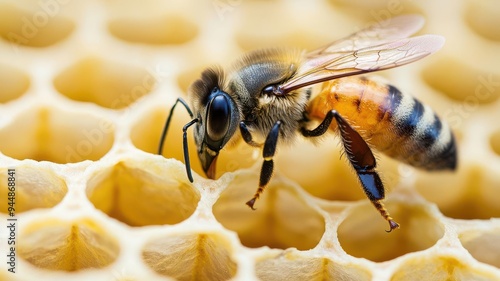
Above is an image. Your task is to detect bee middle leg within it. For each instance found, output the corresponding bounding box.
[301,110,400,232]
[240,120,281,210]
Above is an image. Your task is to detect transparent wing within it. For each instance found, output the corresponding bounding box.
[281,34,444,93]
[308,14,425,56]
[279,15,444,93]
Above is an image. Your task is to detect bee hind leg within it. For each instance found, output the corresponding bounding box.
[301,110,400,232]
[240,121,281,210]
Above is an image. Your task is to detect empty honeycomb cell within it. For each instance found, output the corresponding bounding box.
[53,57,156,109]
[215,141,258,180]
[131,107,204,177]
[422,57,499,105]
[338,201,444,262]
[18,218,120,271]
[329,0,396,10]
[0,2,75,47]
[276,138,400,201]
[0,106,114,163]
[490,129,500,156]
[391,255,500,281]
[108,14,198,45]
[0,164,67,214]
[276,140,363,201]
[460,228,500,268]
[234,2,341,51]
[255,251,372,281]
[0,63,30,103]
[86,158,200,226]
[142,232,237,280]
[416,164,500,220]
[213,170,325,250]
[328,0,421,21]
[465,0,500,41]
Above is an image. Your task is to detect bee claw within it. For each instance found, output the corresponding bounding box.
[385,220,400,233]
[246,198,257,210]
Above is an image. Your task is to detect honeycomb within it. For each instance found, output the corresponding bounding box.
[0,0,499,280]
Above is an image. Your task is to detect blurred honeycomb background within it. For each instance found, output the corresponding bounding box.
[0,0,499,280]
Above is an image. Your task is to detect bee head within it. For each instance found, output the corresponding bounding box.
[189,67,240,179]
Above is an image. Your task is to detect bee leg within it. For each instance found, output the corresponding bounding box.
[158,97,194,155]
[301,110,400,232]
[158,97,198,183]
[239,121,263,148]
[240,121,281,210]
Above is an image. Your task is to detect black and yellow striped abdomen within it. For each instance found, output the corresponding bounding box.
[307,76,457,171]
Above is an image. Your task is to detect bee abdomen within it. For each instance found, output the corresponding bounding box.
[388,85,457,170]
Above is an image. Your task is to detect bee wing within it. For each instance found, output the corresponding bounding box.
[281,35,445,93]
[308,14,425,56]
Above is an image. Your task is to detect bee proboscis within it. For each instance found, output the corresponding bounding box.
[159,15,457,232]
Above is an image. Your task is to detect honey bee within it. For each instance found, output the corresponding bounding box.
[159,15,457,232]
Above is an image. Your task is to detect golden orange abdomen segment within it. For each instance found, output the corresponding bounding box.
[308,76,398,151]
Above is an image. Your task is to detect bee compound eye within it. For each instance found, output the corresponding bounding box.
[206,95,231,142]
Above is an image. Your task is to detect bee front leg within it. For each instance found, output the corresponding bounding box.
[158,97,198,183]
[240,121,281,210]
[301,110,400,232]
